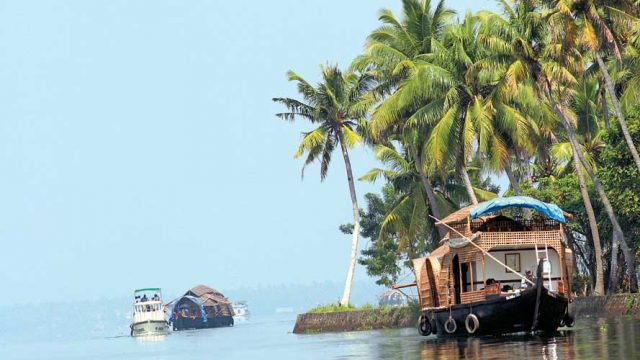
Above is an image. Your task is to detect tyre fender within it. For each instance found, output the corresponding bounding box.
[444,317,457,334]
[465,313,480,334]
[417,315,432,336]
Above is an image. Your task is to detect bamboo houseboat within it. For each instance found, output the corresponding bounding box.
[168,285,235,330]
[406,196,575,336]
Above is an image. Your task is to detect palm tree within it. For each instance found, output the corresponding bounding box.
[565,0,640,175]
[546,0,639,292]
[273,65,376,306]
[354,0,456,236]
[550,76,607,294]
[476,0,631,294]
[424,12,538,206]
[360,144,496,245]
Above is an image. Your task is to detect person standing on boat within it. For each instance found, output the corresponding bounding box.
[521,270,535,289]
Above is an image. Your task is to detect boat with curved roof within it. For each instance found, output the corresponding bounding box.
[168,284,235,330]
[398,196,576,336]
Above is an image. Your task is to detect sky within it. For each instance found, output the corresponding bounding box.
[0,0,499,305]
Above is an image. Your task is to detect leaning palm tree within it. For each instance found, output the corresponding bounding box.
[273,65,375,306]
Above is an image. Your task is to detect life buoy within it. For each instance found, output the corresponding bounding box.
[417,315,431,336]
[465,313,480,334]
[444,317,457,334]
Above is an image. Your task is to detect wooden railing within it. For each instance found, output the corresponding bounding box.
[460,290,486,304]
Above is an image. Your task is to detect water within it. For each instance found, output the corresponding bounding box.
[2,314,640,359]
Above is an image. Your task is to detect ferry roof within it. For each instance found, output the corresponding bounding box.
[134,287,161,293]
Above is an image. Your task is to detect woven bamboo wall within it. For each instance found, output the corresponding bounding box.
[424,230,566,309]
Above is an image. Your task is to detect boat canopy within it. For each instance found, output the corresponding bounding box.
[135,287,161,294]
[170,295,208,323]
[470,196,567,223]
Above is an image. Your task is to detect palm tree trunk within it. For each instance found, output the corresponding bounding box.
[504,159,523,196]
[459,165,478,205]
[544,84,637,293]
[504,156,532,218]
[568,136,606,295]
[409,144,447,239]
[595,52,640,174]
[338,139,361,306]
[600,87,610,130]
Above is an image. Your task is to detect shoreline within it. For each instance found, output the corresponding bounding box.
[293,294,640,334]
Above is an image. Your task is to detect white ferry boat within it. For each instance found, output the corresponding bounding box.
[130,288,170,337]
[232,301,250,321]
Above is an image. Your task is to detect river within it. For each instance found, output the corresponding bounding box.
[2,313,639,359]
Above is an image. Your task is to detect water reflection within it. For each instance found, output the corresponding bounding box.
[395,316,640,359]
[133,334,167,343]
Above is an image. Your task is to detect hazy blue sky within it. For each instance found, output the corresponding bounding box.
[0,0,499,305]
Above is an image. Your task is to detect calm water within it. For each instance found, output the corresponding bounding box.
[2,314,640,359]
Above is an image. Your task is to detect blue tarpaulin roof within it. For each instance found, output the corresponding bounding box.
[469,196,567,223]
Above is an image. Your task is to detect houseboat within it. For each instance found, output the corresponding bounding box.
[130,288,170,337]
[169,285,235,330]
[401,196,575,336]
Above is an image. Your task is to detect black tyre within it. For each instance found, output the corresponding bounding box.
[563,313,575,327]
[418,315,432,336]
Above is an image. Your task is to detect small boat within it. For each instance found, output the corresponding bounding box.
[130,288,170,337]
[232,301,250,322]
[398,196,575,336]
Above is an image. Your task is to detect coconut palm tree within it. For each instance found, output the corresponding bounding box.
[273,65,376,306]
[354,0,456,236]
[476,0,638,293]
[360,144,497,246]
[424,12,538,206]
[546,0,639,292]
[560,0,640,175]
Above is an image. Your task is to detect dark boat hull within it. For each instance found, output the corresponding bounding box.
[422,287,568,336]
[172,315,234,331]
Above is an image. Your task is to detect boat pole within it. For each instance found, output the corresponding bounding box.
[429,215,535,286]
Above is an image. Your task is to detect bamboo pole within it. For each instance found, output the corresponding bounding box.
[429,215,535,286]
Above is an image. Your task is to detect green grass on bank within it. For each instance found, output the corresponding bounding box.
[306,303,375,314]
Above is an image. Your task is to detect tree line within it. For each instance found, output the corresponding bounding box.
[274,0,640,305]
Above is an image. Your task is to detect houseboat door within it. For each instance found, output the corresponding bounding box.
[452,255,461,304]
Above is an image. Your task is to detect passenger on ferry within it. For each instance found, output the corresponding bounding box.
[141,294,148,302]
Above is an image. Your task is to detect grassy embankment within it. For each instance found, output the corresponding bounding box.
[293,302,420,334]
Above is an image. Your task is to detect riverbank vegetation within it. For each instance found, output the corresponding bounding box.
[306,304,373,314]
[274,0,640,299]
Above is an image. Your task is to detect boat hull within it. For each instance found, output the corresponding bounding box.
[422,287,568,336]
[172,315,234,331]
[131,320,170,337]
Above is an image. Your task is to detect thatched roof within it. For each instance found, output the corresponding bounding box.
[436,203,485,225]
[178,284,234,317]
[201,293,231,306]
[428,244,450,259]
[187,284,224,298]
